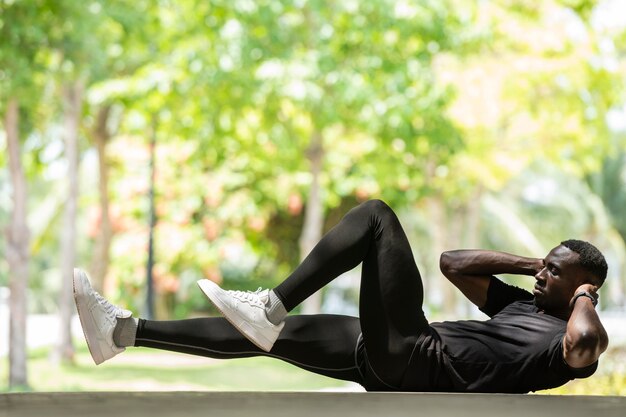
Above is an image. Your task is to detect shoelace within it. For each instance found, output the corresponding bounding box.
[94,291,120,316]
[228,288,266,307]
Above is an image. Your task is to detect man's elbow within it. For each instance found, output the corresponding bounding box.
[564,329,609,367]
[439,251,457,277]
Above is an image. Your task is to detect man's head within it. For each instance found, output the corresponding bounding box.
[533,239,607,312]
[560,239,608,287]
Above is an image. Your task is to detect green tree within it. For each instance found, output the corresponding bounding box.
[69,0,476,317]
[398,0,626,313]
[35,0,150,361]
[0,0,51,389]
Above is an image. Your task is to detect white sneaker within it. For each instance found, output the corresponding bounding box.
[197,279,285,352]
[73,268,132,365]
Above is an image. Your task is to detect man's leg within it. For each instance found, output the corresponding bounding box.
[75,268,364,385]
[134,315,364,384]
[274,199,428,389]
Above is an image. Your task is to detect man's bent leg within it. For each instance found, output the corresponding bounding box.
[273,200,427,389]
[135,314,365,385]
[358,200,428,389]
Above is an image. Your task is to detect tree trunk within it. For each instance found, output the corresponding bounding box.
[299,131,325,314]
[425,196,447,314]
[145,114,157,320]
[88,105,113,294]
[55,80,84,364]
[5,97,30,388]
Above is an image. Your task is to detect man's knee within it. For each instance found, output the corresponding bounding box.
[359,199,392,215]
[345,199,396,227]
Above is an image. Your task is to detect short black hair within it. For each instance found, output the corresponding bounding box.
[561,239,608,286]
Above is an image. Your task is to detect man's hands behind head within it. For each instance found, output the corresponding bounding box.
[571,283,599,308]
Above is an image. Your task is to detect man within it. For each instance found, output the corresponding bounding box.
[74,199,609,393]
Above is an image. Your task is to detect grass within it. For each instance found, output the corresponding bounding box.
[2,342,625,394]
[0,341,351,392]
[542,373,626,396]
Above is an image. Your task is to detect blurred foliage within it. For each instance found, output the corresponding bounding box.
[1,2,625,397]
[0,0,625,346]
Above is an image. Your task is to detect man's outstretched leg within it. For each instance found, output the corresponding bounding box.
[134,315,364,384]
[200,199,428,389]
[73,269,365,385]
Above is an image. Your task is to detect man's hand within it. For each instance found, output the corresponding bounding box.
[569,283,599,309]
[531,258,545,277]
[563,283,608,368]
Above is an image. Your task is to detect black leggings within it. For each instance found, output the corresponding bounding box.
[136,199,430,390]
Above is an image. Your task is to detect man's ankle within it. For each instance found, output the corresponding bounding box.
[113,317,138,347]
[265,290,287,325]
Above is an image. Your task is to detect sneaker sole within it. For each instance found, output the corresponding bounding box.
[196,280,277,352]
[72,269,106,365]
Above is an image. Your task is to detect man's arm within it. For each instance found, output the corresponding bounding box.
[563,284,609,368]
[440,250,542,308]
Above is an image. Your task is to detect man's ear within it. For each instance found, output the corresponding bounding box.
[588,275,602,289]
[581,279,600,292]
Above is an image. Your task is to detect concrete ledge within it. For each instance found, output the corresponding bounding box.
[1,392,625,417]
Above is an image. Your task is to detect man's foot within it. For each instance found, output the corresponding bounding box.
[73,268,132,365]
[197,279,285,352]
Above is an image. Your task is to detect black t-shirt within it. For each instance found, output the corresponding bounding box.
[427,276,598,393]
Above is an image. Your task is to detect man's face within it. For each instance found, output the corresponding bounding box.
[533,245,588,311]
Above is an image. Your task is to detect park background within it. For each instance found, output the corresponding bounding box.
[1,0,626,394]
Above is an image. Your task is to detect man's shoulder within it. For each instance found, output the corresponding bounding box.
[479,277,534,317]
[500,299,536,311]
[494,300,567,329]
